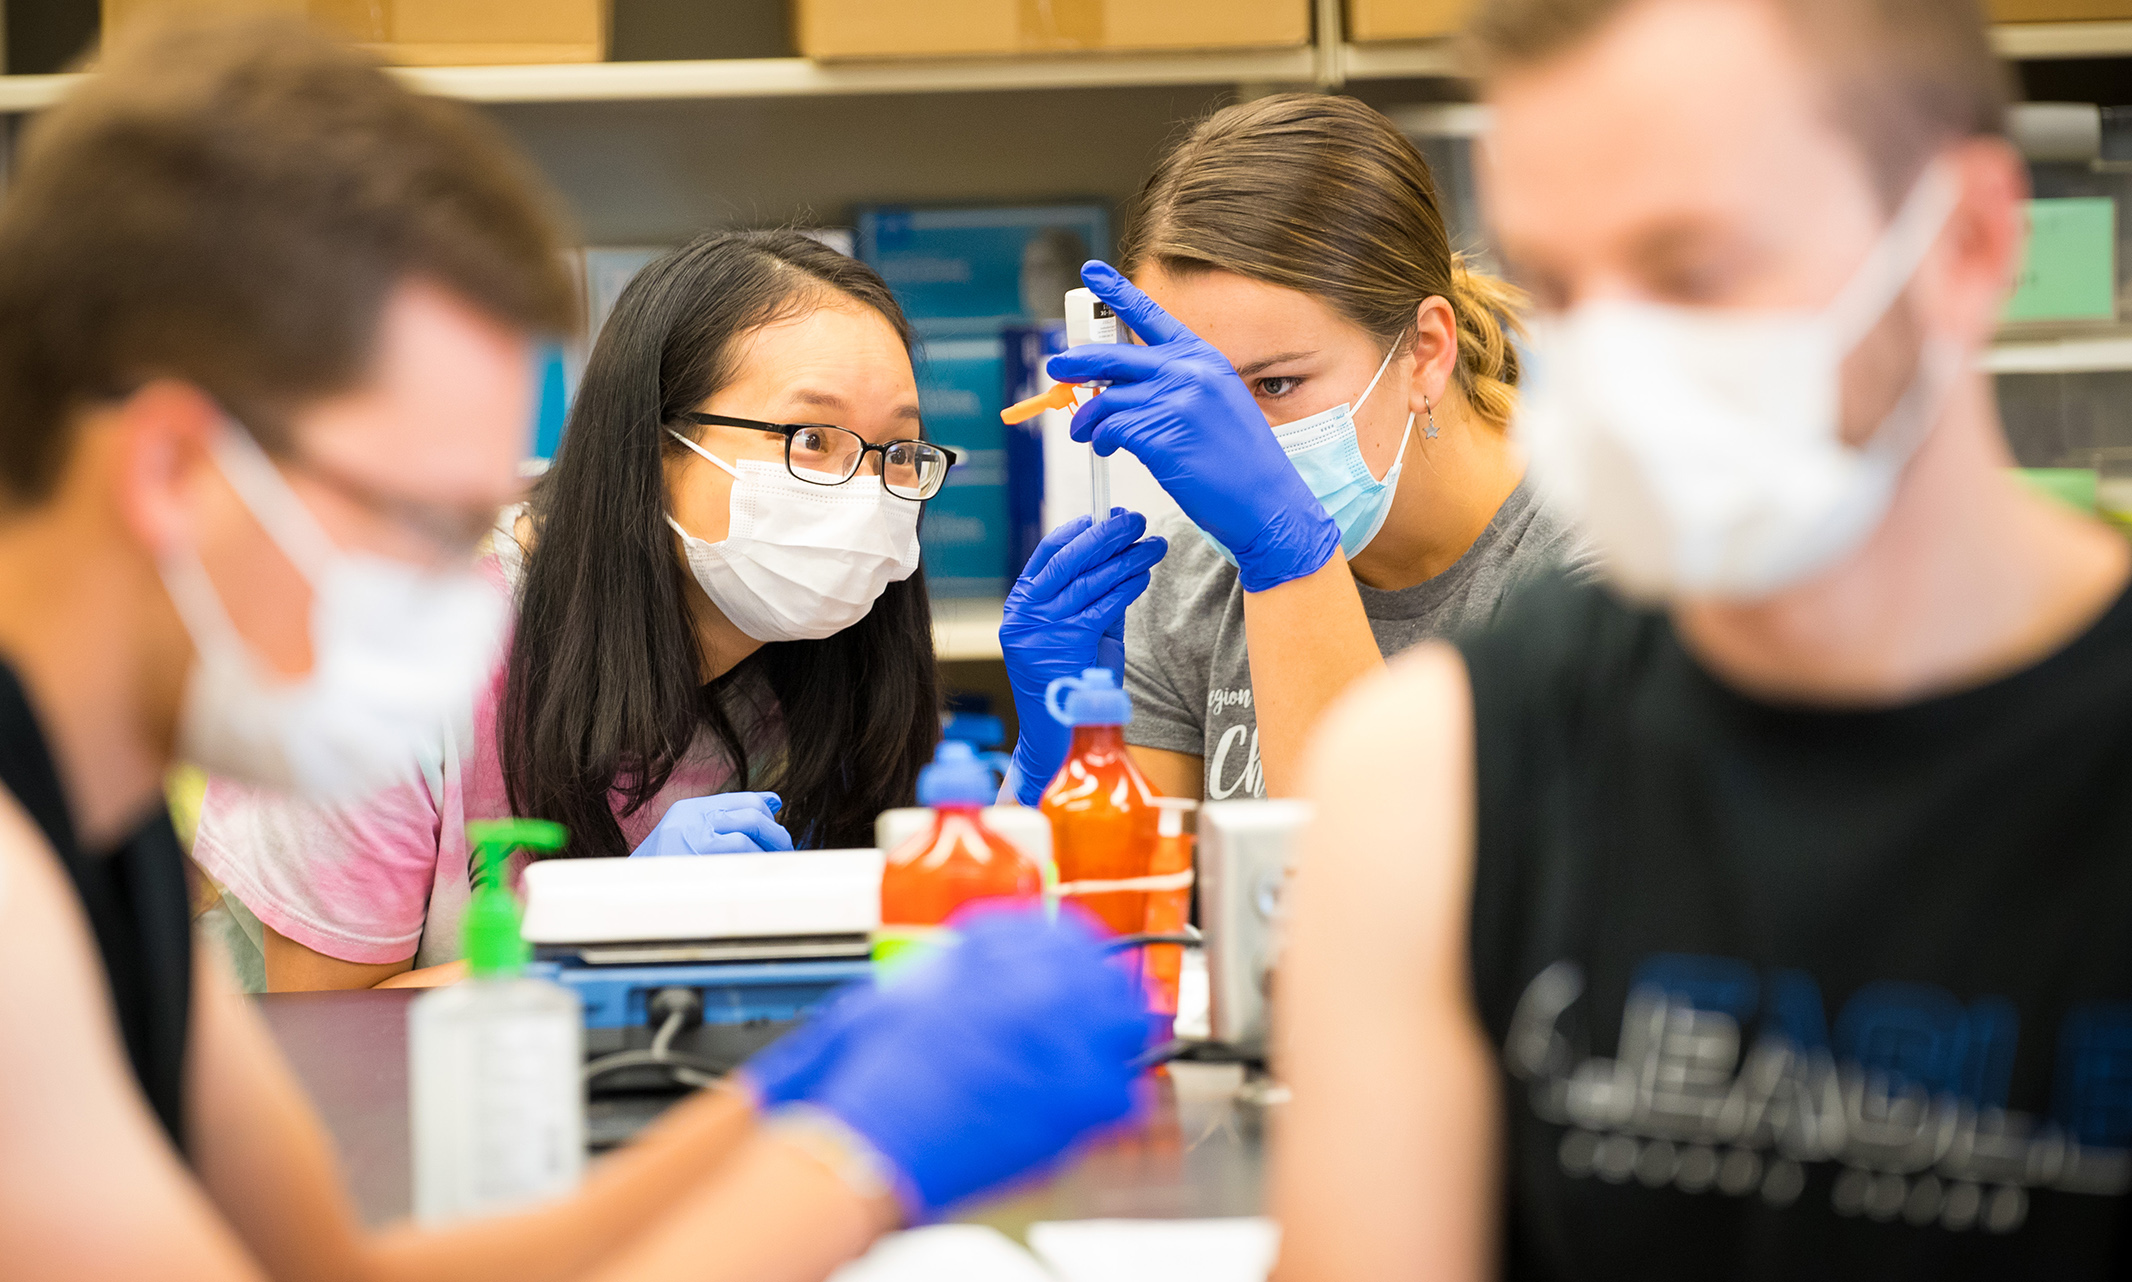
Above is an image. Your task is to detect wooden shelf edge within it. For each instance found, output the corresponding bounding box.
[1338,39,1465,81]
[1986,332,2132,375]
[407,48,1321,102]
[1991,20,2132,59]
[932,597,1006,662]
[1341,24,2131,75]
[0,73,75,112]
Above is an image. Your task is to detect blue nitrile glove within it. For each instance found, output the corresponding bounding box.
[1000,509,1168,806]
[1047,261,1341,594]
[629,791,793,856]
[789,904,1148,1220]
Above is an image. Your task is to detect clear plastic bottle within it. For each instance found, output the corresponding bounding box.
[410,819,583,1224]
[878,740,1043,963]
[1039,667,1162,937]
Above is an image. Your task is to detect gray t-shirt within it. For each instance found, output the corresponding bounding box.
[1124,478,1586,800]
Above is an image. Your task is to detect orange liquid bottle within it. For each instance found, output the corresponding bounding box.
[879,741,1041,962]
[1141,797,1197,1041]
[1039,668,1162,937]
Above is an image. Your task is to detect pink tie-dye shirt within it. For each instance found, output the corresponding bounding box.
[193,548,782,969]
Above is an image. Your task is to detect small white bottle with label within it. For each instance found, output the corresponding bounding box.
[409,819,583,1224]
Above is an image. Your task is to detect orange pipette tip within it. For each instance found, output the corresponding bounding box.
[1000,381,1084,425]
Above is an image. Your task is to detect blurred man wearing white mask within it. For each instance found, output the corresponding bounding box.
[1274,1,2132,1279]
[0,17,1148,1281]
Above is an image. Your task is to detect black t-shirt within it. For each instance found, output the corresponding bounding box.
[0,659,191,1157]
[1457,572,2132,1280]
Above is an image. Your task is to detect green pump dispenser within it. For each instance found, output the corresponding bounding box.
[461,818,568,978]
[412,816,582,1224]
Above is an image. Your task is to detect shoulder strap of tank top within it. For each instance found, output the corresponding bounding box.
[0,657,78,856]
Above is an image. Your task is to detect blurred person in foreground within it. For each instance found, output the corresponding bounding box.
[0,18,1142,1281]
[1275,0,2132,1278]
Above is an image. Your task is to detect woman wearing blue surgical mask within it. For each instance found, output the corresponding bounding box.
[195,231,948,989]
[1000,94,1589,804]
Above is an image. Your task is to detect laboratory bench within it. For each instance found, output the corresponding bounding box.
[256,988,1267,1236]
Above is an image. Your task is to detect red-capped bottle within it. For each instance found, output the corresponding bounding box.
[1039,667,1162,937]
[878,740,1041,962]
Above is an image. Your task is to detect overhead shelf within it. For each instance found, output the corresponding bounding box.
[1991,20,2132,59]
[0,17,2119,112]
[406,47,1324,102]
[1335,40,1463,81]
[0,47,1321,113]
[0,73,73,113]
[1986,331,2132,375]
[1343,23,2132,78]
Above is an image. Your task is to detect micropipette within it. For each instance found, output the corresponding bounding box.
[1063,288,1116,519]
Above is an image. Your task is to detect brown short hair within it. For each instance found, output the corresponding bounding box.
[1119,93,1526,431]
[0,15,578,507]
[1464,0,2011,201]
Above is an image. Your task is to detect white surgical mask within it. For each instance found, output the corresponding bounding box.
[667,430,922,643]
[162,428,507,801]
[1197,343,1415,564]
[1516,164,1964,603]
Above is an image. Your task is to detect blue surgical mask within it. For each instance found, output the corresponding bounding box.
[1197,344,1414,566]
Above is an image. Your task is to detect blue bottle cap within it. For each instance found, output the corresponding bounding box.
[917,739,999,807]
[1044,667,1133,727]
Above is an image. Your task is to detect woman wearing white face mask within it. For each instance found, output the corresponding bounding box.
[195,231,949,989]
[998,94,1589,805]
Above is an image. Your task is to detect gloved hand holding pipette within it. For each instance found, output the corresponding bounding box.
[998,510,1168,805]
[629,791,793,856]
[1048,261,1341,594]
[1001,285,1123,520]
[737,904,1149,1221]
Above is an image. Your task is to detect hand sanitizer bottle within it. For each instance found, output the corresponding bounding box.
[410,818,583,1224]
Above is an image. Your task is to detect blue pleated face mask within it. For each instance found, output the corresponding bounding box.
[1198,343,1415,566]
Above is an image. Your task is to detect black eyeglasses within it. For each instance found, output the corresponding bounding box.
[680,413,960,501]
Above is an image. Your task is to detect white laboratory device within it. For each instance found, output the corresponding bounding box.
[1064,286,1118,517]
[1197,799,1313,1058]
[517,851,884,1073]
[520,850,883,961]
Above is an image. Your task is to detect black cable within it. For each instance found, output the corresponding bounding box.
[583,1047,730,1088]
[1131,1037,1263,1071]
[584,987,729,1089]
[1103,929,1202,954]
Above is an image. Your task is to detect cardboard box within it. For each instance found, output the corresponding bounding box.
[1990,0,2132,20]
[1346,0,1473,42]
[795,0,1308,60]
[104,0,610,65]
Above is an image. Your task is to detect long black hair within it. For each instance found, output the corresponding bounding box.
[500,230,940,857]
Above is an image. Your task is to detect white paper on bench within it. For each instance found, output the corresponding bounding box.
[828,1225,1052,1282]
[1027,1217,1280,1282]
